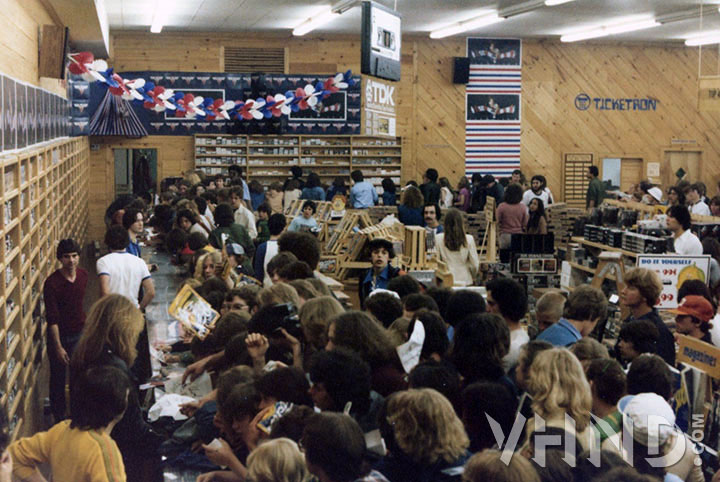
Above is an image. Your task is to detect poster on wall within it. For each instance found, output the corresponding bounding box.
[17,83,26,150]
[636,254,710,309]
[465,38,522,178]
[85,71,362,136]
[3,77,15,151]
[361,76,396,138]
[29,87,37,146]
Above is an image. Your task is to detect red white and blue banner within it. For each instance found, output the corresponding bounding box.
[465,38,521,178]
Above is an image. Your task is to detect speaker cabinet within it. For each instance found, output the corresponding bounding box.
[453,57,470,84]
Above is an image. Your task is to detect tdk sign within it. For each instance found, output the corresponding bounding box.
[575,93,658,112]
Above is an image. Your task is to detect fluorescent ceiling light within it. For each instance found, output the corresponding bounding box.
[546,0,575,5]
[293,2,348,37]
[430,12,505,39]
[561,18,660,42]
[150,0,171,34]
[685,33,720,46]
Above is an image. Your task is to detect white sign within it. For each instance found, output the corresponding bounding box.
[362,76,397,138]
[636,255,711,309]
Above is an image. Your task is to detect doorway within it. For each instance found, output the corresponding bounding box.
[601,157,643,192]
[114,149,158,199]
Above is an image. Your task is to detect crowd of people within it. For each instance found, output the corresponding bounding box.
[0,164,717,482]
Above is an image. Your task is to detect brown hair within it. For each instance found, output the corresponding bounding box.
[401,185,424,209]
[443,208,468,251]
[564,285,607,322]
[463,450,540,482]
[386,389,469,464]
[624,267,662,308]
[330,310,396,370]
[299,296,345,351]
[258,282,301,308]
[71,295,145,369]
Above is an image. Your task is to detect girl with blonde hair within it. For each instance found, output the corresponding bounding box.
[257,282,301,308]
[525,348,595,452]
[378,388,470,480]
[70,295,162,477]
[246,438,308,482]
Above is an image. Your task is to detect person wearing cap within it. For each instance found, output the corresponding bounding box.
[359,238,401,308]
[225,243,250,277]
[483,174,504,208]
[288,200,319,233]
[646,187,664,206]
[44,239,88,422]
[666,205,703,256]
[617,392,703,481]
[670,295,715,345]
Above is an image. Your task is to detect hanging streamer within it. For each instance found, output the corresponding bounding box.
[67,52,355,121]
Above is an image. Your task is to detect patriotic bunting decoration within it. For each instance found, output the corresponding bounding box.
[67,52,355,121]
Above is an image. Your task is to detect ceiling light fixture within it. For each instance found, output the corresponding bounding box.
[293,0,359,37]
[150,0,171,33]
[430,12,505,39]
[545,0,575,5]
[560,18,660,42]
[685,33,720,46]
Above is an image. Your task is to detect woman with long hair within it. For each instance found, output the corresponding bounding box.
[497,184,528,253]
[327,310,407,396]
[525,198,548,235]
[70,295,162,477]
[301,172,325,201]
[398,185,424,226]
[667,186,686,207]
[454,176,471,212]
[439,177,454,209]
[524,348,595,453]
[376,389,470,481]
[326,176,348,201]
[435,208,479,286]
[297,296,345,368]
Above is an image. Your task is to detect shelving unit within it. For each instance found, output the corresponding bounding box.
[0,138,89,441]
[194,134,402,193]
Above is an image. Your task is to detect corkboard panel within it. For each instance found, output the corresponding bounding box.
[0,0,65,96]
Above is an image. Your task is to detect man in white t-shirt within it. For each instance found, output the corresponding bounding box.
[667,205,703,255]
[230,186,258,239]
[522,175,554,207]
[687,183,711,216]
[96,225,155,309]
[487,277,530,372]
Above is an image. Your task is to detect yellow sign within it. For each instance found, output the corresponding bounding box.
[676,334,720,379]
[698,78,720,112]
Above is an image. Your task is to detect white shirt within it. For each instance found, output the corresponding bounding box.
[440,187,453,209]
[522,188,554,207]
[234,205,258,239]
[435,233,479,286]
[263,240,279,287]
[690,201,711,216]
[503,328,530,372]
[674,229,703,255]
[710,313,720,347]
[96,252,151,307]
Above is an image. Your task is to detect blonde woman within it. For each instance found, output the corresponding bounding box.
[524,348,595,454]
[69,295,162,478]
[435,208,479,286]
[245,438,308,482]
[194,250,236,288]
[257,282,301,308]
[297,296,344,369]
[378,388,470,480]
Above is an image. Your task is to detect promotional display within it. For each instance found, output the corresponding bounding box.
[636,254,710,309]
[361,76,397,137]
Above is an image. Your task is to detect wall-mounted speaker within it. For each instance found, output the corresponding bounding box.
[453,57,470,84]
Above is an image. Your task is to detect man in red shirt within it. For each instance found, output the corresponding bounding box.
[43,239,87,422]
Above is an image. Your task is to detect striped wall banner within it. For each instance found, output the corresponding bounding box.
[465,38,522,178]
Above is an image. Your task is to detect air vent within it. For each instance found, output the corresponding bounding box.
[224,47,286,73]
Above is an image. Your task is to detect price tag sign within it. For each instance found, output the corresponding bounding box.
[636,255,710,309]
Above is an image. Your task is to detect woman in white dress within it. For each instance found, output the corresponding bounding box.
[435,208,479,286]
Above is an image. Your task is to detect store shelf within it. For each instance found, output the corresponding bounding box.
[570,236,638,258]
